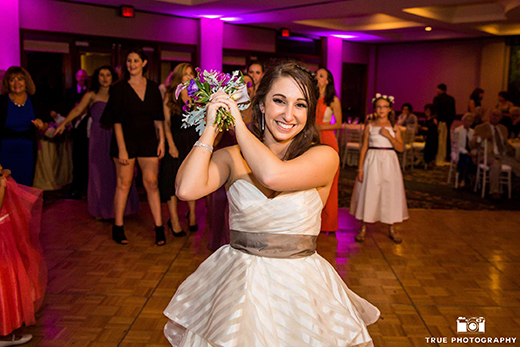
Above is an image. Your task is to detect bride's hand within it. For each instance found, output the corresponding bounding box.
[210,91,244,129]
[206,91,230,132]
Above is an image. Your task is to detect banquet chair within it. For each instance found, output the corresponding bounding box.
[398,129,415,170]
[447,131,460,188]
[341,126,362,169]
[474,140,512,199]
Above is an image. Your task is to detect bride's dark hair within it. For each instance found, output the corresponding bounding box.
[250,61,320,161]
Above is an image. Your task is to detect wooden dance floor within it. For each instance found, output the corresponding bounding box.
[24,200,520,346]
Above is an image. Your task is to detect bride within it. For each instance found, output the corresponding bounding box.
[163,62,380,346]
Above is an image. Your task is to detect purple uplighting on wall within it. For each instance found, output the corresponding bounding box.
[200,18,223,72]
[325,36,342,99]
[0,0,21,70]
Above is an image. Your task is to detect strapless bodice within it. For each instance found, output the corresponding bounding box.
[227,179,322,236]
[368,125,395,148]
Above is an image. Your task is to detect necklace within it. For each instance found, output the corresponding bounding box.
[9,95,26,107]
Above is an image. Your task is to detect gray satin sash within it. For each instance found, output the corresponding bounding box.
[230,230,317,259]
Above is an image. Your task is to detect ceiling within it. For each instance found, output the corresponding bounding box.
[66,0,520,42]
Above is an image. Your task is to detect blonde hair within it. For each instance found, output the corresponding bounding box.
[165,63,194,116]
[1,66,36,95]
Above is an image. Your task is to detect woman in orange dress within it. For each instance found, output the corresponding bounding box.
[316,68,342,232]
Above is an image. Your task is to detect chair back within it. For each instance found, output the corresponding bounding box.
[346,127,362,144]
[403,128,415,145]
[450,130,459,163]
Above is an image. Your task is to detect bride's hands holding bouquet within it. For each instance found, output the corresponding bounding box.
[208,91,245,132]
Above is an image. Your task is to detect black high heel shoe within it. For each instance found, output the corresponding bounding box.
[185,212,198,232]
[112,225,128,245]
[167,219,186,237]
[155,225,166,246]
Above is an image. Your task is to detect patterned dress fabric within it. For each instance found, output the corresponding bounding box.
[164,179,380,346]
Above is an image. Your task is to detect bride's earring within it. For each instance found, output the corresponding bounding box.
[261,113,265,132]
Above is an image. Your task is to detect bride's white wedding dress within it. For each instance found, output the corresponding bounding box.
[164,179,380,346]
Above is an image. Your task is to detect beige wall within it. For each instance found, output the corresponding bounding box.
[373,38,508,115]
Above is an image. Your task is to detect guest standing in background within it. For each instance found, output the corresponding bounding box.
[56,66,140,219]
[468,88,484,114]
[159,63,198,237]
[247,61,264,94]
[496,92,514,136]
[240,74,255,124]
[66,69,90,199]
[433,83,456,164]
[0,165,47,346]
[0,67,49,186]
[315,68,341,233]
[421,104,438,168]
[101,48,165,245]
[497,91,514,117]
[453,113,475,188]
[351,94,408,243]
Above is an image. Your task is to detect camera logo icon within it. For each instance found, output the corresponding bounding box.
[457,317,485,333]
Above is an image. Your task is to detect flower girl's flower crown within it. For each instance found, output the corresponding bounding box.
[371,93,395,105]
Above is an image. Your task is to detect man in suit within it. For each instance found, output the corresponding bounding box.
[433,83,456,164]
[470,109,520,200]
[65,69,89,199]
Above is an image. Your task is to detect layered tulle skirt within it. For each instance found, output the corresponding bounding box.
[164,245,379,347]
[350,149,408,224]
[0,178,46,336]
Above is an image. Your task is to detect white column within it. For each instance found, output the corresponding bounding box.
[199,18,223,71]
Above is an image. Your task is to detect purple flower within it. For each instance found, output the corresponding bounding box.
[187,79,199,97]
[215,72,231,86]
[246,81,252,88]
[183,101,190,112]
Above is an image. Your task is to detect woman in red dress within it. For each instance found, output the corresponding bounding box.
[0,165,46,346]
[315,68,342,232]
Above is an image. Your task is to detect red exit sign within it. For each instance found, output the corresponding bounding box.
[120,5,134,18]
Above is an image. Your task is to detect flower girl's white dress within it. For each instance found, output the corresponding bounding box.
[164,179,380,346]
[350,125,409,224]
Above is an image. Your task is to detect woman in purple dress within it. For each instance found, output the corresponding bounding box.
[56,66,140,219]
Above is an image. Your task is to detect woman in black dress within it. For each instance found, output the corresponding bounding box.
[159,63,198,235]
[101,48,166,245]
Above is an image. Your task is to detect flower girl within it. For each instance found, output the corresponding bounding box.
[350,94,408,243]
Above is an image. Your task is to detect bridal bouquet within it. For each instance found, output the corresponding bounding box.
[175,68,251,135]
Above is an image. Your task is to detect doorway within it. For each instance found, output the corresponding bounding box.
[341,63,367,123]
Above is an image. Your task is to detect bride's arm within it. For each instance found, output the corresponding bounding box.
[175,102,232,201]
[213,93,339,192]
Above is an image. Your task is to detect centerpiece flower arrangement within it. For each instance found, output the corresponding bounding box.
[175,68,251,135]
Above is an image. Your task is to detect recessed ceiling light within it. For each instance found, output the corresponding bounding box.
[425,27,432,31]
[332,34,355,39]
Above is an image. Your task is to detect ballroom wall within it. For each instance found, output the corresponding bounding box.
[374,38,508,115]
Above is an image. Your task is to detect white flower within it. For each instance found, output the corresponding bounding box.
[375,93,381,98]
[231,84,250,104]
[175,83,186,100]
[383,95,387,99]
[388,96,395,102]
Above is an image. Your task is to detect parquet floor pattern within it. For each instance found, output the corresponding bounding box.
[21,200,520,346]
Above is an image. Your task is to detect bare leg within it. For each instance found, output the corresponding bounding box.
[188,200,197,226]
[355,221,366,242]
[114,158,136,227]
[137,157,163,227]
[167,196,182,231]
